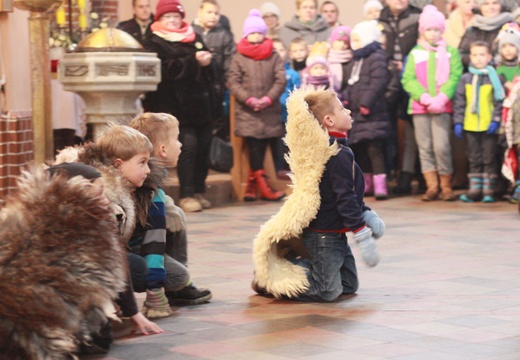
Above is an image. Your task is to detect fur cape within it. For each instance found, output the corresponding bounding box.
[252,87,340,298]
[0,166,127,359]
[56,144,138,243]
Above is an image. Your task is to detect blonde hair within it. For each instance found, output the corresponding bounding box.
[200,0,219,9]
[304,89,337,124]
[296,0,318,9]
[128,112,179,150]
[289,37,308,50]
[97,125,153,161]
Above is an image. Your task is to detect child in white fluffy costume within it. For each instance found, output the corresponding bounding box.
[252,87,385,302]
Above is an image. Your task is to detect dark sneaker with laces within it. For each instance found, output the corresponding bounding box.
[166,284,212,305]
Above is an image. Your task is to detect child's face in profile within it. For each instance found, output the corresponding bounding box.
[365,6,381,20]
[470,45,492,69]
[350,33,362,51]
[423,27,443,45]
[198,3,220,30]
[246,32,265,44]
[273,41,287,61]
[309,63,328,76]
[501,43,519,61]
[289,43,308,62]
[116,151,151,188]
[331,39,349,51]
[159,127,182,167]
[326,97,353,133]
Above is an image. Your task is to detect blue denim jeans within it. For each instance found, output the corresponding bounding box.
[295,231,359,302]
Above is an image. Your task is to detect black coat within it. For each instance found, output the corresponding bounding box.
[116,17,153,46]
[143,33,216,127]
[378,5,421,60]
[341,47,391,144]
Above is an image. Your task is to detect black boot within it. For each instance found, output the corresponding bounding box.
[393,171,413,195]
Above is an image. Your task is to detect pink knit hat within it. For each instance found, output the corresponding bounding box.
[155,0,185,21]
[418,5,445,34]
[328,26,351,46]
[242,9,268,38]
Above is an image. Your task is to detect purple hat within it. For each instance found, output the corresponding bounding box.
[243,9,268,38]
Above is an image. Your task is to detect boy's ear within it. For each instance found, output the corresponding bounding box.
[113,158,123,170]
[322,114,333,128]
[157,144,167,158]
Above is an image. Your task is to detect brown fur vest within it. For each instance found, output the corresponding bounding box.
[0,166,127,359]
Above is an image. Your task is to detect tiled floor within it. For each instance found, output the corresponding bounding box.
[98,195,520,359]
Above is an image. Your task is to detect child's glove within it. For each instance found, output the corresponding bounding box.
[454,123,463,139]
[353,227,380,267]
[427,93,449,114]
[246,97,260,110]
[362,210,385,239]
[257,96,273,111]
[142,288,173,319]
[487,121,500,134]
[359,106,370,115]
[419,93,433,106]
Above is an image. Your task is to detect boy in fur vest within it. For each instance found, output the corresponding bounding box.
[252,88,385,302]
[129,112,212,308]
[55,126,165,334]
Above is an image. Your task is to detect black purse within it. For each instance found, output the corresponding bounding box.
[207,127,233,173]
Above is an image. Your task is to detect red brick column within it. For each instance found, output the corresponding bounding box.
[0,111,34,203]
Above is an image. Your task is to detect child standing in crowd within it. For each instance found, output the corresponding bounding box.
[273,38,301,179]
[302,42,333,90]
[341,20,391,200]
[227,9,286,202]
[327,26,353,93]
[364,0,383,20]
[454,41,505,202]
[129,112,212,307]
[402,5,463,201]
[289,37,309,73]
[252,88,384,302]
[495,23,520,92]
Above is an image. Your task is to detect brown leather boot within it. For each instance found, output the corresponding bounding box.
[254,169,285,201]
[439,174,456,201]
[422,171,439,201]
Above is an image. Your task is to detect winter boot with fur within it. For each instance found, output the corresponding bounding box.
[373,173,388,200]
[244,169,257,202]
[364,173,373,196]
[422,171,439,201]
[482,173,496,203]
[460,173,483,202]
[439,174,456,201]
[254,169,285,201]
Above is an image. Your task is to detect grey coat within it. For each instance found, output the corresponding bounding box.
[227,50,286,139]
[278,15,331,48]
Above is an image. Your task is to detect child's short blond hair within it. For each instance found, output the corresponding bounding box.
[97,125,153,161]
[296,0,317,9]
[200,0,219,9]
[304,90,337,124]
[289,37,308,50]
[128,112,179,149]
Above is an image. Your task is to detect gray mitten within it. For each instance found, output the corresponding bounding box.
[353,227,380,267]
[362,209,385,239]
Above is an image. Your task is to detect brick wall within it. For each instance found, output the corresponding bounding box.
[0,110,34,203]
[91,0,119,27]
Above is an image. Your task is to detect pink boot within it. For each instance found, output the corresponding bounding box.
[373,173,388,200]
[364,173,373,196]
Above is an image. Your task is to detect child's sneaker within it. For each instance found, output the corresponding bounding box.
[141,288,173,319]
[510,181,520,204]
[166,284,212,305]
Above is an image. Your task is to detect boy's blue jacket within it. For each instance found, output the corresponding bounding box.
[308,135,369,232]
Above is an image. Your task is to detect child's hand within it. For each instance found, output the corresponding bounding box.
[246,97,261,110]
[419,93,433,106]
[130,312,164,335]
[256,96,273,111]
[353,227,379,267]
[454,123,463,139]
[487,121,500,134]
[362,210,385,239]
[506,81,513,91]
[427,93,449,114]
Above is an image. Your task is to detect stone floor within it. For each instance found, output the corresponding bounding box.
[92,194,520,360]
